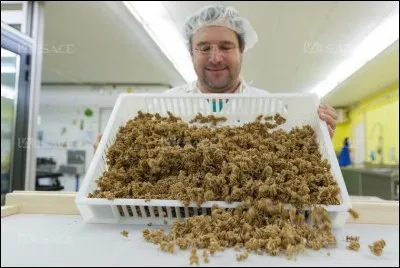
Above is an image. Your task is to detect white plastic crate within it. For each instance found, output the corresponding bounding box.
[75,93,351,228]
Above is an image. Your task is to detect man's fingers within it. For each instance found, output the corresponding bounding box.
[321,112,336,130]
[328,124,335,139]
[94,134,103,153]
[322,107,337,121]
[318,106,337,121]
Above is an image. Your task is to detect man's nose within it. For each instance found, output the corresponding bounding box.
[208,47,223,63]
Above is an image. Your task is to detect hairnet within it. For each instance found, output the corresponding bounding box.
[183,5,258,52]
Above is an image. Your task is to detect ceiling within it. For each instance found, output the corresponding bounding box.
[40,1,399,107]
[41,1,185,88]
[323,39,399,107]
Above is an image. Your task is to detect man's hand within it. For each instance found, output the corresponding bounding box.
[93,134,102,153]
[318,104,337,139]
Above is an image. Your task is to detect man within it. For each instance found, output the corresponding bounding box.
[94,5,336,151]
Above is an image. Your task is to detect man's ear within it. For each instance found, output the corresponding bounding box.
[189,37,194,56]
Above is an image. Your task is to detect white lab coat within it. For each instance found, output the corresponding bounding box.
[164,79,270,96]
[157,79,273,117]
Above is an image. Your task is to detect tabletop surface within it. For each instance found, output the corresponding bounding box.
[1,214,399,267]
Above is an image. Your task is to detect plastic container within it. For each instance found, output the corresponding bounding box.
[75,93,351,228]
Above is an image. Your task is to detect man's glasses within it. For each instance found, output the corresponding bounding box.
[194,43,237,55]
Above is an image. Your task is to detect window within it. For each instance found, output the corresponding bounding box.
[1,1,30,35]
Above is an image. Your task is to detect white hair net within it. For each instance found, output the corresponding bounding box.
[183,5,258,52]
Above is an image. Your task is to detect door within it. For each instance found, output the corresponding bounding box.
[1,27,32,204]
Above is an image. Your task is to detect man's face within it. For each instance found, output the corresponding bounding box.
[191,26,243,93]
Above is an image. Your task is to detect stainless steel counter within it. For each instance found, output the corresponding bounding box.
[341,166,399,200]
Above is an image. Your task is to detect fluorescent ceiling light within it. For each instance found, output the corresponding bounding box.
[1,85,16,100]
[311,8,399,98]
[122,1,197,83]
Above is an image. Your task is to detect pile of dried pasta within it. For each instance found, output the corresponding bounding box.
[89,111,340,208]
[89,111,342,262]
[142,203,336,261]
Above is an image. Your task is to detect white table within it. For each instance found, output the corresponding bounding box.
[349,195,384,201]
[1,213,399,267]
